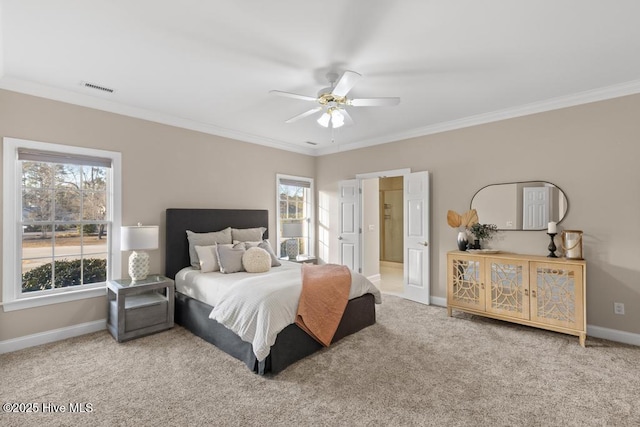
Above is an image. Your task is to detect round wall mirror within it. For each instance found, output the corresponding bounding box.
[470,181,568,231]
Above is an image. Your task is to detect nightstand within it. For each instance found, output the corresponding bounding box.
[106,275,174,342]
[281,255,318,264]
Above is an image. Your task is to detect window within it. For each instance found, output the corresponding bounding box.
[3,138,121,311]
[276,174,314,259]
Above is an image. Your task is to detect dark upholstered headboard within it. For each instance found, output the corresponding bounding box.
[165,208,269,279]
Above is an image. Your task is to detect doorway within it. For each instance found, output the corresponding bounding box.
[379,177,404,294]
[339,170,430,304]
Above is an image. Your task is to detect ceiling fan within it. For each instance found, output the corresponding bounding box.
[270,70,400,129]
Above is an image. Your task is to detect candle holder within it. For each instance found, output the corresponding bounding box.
[547,233,558,258]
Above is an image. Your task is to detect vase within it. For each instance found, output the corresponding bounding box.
[456,231,468,251]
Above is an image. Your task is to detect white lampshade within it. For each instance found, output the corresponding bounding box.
[317,112,331,127]
[331,110,345,128]
[121,224,159,251]
[121,224,158,281]
[282,222,304,238]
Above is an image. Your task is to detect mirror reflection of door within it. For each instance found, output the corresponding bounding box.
[471,181,568,230]
[522,186,550,230]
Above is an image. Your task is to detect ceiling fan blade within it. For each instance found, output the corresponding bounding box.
[331,70,362,97]
[349,97,401,107]
[341,109,354,125]
[270,90,317,102]
[285,107,323,123]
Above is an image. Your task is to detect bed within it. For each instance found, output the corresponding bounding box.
[165,208,379,374]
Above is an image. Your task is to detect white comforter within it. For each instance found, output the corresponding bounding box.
[188,262,381,362]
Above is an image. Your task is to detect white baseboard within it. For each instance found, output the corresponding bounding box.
[409,297,639,347]
[0,319,106,354]
[587,325,640,346]
[430,296,447,307]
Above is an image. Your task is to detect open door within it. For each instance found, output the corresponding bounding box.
[338,179,361,272]
[403,171,430,304]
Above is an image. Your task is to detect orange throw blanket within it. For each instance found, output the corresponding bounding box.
[295,263,351,347]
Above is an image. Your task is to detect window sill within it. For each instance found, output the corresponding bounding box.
[1,285,106,312]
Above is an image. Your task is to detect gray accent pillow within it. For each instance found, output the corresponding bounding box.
[186,228,232,268]
[258,240,281,267]
[231,227,266,243]
[194,244,233,272]
[216,243,246,274]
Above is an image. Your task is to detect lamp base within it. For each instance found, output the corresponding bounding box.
[128,251,150,281]
[285,239,299,260]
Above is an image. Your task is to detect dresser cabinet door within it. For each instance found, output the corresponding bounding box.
[529,262,584,331]
[485,258,529,320]
[448,254,485,311]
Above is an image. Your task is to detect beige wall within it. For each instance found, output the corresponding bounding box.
[0,90,315,341]
[316,94,640,335]
[2,89,639,342]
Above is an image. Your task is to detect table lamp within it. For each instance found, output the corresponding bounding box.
[282,221,304,260]
[121,223,159,281]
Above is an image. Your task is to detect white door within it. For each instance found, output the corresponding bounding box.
[523,187,550,230]
[338,179,361,272]
[403,171,431,304]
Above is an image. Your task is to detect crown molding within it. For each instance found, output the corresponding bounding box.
[0,76,316,156]
[315,79,640,156]
[3,76,640,158]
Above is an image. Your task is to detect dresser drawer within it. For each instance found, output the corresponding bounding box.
[125,299,168,332]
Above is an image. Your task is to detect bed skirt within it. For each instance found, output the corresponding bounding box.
[174,291,376,375]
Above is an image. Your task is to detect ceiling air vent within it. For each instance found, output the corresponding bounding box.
[81,81,115,93]
[305,141,318,146]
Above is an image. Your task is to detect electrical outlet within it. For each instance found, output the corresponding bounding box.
[614,302,625,315]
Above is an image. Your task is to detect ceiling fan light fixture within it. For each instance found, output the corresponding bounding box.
[317,112,331,127]
[271,69,400,129]
[331,110,345,128]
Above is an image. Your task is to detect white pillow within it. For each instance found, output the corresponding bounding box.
[242,247,272,273]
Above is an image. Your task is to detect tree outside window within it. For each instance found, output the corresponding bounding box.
[21,159,110,293]
[277,175,313,258]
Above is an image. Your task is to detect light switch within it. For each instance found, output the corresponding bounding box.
[368,224,375,231]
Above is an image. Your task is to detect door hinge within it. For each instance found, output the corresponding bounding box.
[358,267,362,273]
[358,188,362,194]
[359,228,362,234]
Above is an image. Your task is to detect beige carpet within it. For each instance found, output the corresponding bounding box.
[2,295,639,426]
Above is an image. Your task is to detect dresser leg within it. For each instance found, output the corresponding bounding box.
[447,306,452,317]
[579,333,586,348]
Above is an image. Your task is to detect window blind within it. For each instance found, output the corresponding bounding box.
[18,148,112,168]
[279,178,311,188]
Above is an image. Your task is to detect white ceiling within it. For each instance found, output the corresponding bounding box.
[2,1,640,156]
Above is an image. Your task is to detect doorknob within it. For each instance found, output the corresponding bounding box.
[419,241,429,246]
[338,236,343,240]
